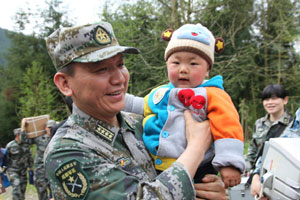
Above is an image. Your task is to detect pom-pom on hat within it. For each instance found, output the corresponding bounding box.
[163,23,224,69]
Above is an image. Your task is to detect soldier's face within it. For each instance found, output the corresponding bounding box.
[45,127,51,137]
[263,96,288,116]
[67,54,129,122]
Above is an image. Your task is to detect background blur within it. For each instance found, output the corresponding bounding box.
[0,0,300,147]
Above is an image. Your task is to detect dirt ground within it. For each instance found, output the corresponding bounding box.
[0,185,38,200]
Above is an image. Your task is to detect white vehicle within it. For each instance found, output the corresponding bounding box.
[258,138,300,200]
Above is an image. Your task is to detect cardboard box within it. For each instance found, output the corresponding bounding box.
[24,115,49,138]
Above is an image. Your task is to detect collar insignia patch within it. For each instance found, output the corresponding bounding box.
[94,123,115,143]
[55,159,89,200]
[284,117,289,123]
[124,118,134,130]
[94,25,112,46]
[117,157,131,168]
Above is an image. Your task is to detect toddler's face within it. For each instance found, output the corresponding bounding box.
[166,51,209,88]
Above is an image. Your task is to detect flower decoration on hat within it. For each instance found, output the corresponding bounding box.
[215,37,224,53]
[161,28,174,41]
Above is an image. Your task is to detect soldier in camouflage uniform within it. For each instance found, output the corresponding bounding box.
[21,119,56,200]
[5,128,33,200]
[43,21,226,199]
[246,84,292,171]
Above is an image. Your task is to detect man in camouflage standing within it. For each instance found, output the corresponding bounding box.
[21,119,55,200]
[5,128,33,200]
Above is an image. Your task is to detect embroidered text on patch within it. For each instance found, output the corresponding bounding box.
[55,159,89,200]
[94,123,115,143]
[94,25,112,46]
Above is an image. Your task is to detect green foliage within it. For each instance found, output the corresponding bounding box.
[0,28,11,67]
[0,94,18,146]
[103,0,300,141]
[17,61,60,119]
[0,0,72,146]
[103,0,169,96]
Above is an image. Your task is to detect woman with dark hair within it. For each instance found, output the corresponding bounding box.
[245,84,293,198]
[246,84,292,171]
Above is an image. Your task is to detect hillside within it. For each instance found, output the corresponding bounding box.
[0,28,12,67]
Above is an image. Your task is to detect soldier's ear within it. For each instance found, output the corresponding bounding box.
[53,72,73,97]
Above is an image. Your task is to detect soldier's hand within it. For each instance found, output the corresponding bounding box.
[21,118,27,132]
[194,174,226,200]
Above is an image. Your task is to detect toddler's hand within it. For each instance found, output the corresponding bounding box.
[220,166,241,188]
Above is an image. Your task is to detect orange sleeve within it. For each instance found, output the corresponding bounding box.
[206,87,243,142]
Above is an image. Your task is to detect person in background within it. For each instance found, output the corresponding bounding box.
[43,21,226,199]
[5,128,33,200]
[250,108,300,199]
[21,119,55,200]
[245,84,292,172]
[125,23,245,187]
[0,145,10,193]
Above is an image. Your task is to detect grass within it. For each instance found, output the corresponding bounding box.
[244,140,250,155]
[0,183,38,200]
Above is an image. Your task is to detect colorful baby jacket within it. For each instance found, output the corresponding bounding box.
[143,75,245,172]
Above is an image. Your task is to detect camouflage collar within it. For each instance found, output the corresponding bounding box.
[262,111,291,126]
[70,104,134,144]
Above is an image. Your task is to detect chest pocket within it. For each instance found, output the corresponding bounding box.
[253,126,268,149]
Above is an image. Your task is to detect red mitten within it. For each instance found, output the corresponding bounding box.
[178,89,195,106]
[190,95,206,109]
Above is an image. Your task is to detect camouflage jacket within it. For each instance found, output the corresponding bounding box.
[281,108,300,138]
[5,133,33,172]
[246,111,292,170]
[30,134,50,176]
[44,104,196,200]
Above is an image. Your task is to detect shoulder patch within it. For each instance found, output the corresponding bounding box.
[55,159,89,199]
[94,122,115,143]
[153,87,169,104]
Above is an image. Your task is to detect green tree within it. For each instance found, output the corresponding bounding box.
[101,0,300,140]
[0,0,73,145]
[103,0,169,96]
[254,0,300,111]
[17,61,62,119]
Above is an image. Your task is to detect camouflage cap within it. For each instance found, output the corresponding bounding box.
[45,21,140,70]
[46,120,56,128]
[13,128,21,136]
